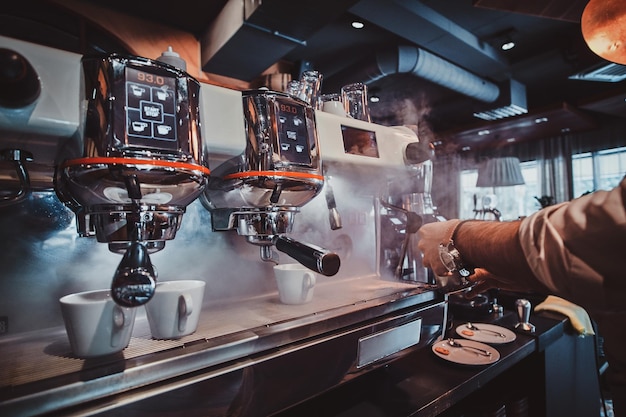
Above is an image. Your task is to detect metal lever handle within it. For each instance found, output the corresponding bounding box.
[275,235,340,276]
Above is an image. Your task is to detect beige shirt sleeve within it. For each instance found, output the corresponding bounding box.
[518,176,626,313]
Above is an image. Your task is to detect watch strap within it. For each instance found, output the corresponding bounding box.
[440,220,474,276]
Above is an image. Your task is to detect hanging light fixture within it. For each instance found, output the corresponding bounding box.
[581,0,626,65]
[476,157,525,187]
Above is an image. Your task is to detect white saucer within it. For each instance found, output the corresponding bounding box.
[432,339,499,365]
[456,323,516,344]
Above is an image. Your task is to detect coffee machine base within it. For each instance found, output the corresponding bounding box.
[0,277,445,417]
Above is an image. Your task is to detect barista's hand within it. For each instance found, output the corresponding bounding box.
[417,220,534,295]
[416,220,459,276]
[465,268,529,298]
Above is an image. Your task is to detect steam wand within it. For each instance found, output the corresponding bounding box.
[394,211,423,279]
[324,177,342,230]
[378,200,424,278]
[0,149,33,206]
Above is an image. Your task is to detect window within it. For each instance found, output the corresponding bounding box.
[459,146,625,221]
[572,146,626,197]
[459,161,541,221]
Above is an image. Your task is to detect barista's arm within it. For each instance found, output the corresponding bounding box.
[417,219,550,294]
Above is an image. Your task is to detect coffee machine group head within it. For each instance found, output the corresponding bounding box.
[55,53,209,307]
[201,89,340,276]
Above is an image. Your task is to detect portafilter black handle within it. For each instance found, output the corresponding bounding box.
[275,235,341,276]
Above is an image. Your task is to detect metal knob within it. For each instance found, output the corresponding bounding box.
[515,298,536,332]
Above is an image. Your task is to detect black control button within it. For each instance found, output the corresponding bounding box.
[154,115,176,141]
[127,109,152,137]
[127,83,149,108]
[140,101,164,122]
[152,87,175,114]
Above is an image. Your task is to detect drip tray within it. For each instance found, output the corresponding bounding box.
[0,277,436,391]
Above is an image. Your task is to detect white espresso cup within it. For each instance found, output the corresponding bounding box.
[60,289,137,358]
[274,264,317,305]
[321,93,346,116]
[144,280,205,339]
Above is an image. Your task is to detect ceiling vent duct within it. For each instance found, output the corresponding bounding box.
[366,46,501,103]
[568,62,626,82]
[328,45,527,120]
[472,79,528,121]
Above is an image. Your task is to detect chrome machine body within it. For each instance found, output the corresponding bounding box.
[201,88,340,276]
[0,33,446,417]
[55,53,209,307]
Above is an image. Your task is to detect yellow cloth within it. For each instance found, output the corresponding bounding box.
[535,295,595,336]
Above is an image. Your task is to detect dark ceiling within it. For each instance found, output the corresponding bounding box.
[86,0,624,150]
[8,0,626,150]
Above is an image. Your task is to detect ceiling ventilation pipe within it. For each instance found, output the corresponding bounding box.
[356,45,501,103]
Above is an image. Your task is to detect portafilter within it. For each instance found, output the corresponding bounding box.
[55,53,209,307]
[201,89,339,276]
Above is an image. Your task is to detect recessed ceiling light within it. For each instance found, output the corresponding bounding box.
[501,40,515,51]
[351,21,364,29]
[535,117,549,124]
[478,129,490,135]
[369,95,380,103]
[506,137,516,142]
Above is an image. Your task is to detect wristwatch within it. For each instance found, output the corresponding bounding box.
[438,220,475,277]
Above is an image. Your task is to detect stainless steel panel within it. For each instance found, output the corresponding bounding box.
[357,317,422,367]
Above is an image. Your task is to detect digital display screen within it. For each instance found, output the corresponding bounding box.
[341,125,379,158]
[125,66,178,147]
[276,99,312,165]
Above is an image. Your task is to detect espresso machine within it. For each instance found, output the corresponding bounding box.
[54,53,209,307]
[0,33,446,417]
[200,87,340,276]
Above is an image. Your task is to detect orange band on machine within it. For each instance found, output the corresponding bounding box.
[224,171,324,181]
[60,157,211,176]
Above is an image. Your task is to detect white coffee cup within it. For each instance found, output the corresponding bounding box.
[321,93,346,116]
[274,264,316,305]
[144,280,205,339]
[60,289,137,358]
[322,100,347,116]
